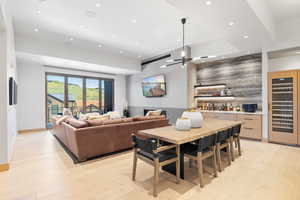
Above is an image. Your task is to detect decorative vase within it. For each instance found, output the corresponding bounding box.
[175,118,191,131]
[181,110,204,128]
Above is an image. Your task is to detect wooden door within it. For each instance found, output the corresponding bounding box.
[298,72,300,145]
[268,70,298,145]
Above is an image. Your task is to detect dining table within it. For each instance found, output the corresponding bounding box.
[138,118,243,179]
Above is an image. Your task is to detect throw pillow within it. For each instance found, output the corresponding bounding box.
[66,118,89,128]
[146,115,166,120]
[107,111,121,120]
[146,109,162,117]
[79,112,100,120]
[63,108,72,116]
[56,116,70,125]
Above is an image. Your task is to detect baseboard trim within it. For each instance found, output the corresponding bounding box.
[18,128,47,134]
[0,163,9,172]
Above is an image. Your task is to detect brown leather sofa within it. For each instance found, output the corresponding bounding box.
[51,117,169,162]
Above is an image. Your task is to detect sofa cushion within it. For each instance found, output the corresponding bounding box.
[133,116,149,121]
[86,119,104,127]
[67,118,89,128]
[121,117,134,123]
[102,119,123,125]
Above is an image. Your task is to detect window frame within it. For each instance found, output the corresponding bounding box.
[45,72,114,128]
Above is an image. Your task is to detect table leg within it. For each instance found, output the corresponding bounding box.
[162,144,185,179]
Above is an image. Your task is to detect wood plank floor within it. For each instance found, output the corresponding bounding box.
[1,131,300,200]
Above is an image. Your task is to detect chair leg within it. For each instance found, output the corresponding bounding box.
[216,143,222,172]
[132,148,137,181]
[227,143,231,166]
[197,153,204,188]
[176,160,180,184]
[237,136,242,156]
[153,159,159,197]
[213,147,218,177]
[230,136,235,162]
[189,158,193,168]
[176,145,180,184]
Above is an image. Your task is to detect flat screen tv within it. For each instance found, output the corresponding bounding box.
[142,75,166,97]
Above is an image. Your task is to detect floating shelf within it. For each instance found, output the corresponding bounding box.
[194,84,226,90]
[194,96,235,101]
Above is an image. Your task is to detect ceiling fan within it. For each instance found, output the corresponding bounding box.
[160,18,193,69]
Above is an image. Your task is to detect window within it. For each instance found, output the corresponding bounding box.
[46,73,114,128]
[86,79,100,113]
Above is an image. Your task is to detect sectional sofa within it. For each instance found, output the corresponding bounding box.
[51,116,169,162]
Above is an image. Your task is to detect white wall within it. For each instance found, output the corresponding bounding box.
[0,0,17,165]
[126,48,190,109]
[17,60,127,130]
[269,54,300,72]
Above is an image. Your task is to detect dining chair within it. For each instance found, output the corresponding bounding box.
[131,135,180,197]
[230,124,242,161]
[216,129,232,172]
[182,134,218,188]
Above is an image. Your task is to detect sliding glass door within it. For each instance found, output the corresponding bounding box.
[46,73,114,128]
[86,79,101,113]
[67,77,84,116]
[47,75,65,128]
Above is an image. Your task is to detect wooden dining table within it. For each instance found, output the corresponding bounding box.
[138,119,243,179]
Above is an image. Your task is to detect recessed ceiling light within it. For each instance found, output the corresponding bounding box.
[85,10,96,18]
[34,28,39,32]
[37,10,41,14]
[131,19,137,23]
[228,21,235,26]
[120,50,123,54]
[243,35,249,39]
[96,3,101,7]
[205,1,212,5]
[69,37,74,41]
[98,44,102,48]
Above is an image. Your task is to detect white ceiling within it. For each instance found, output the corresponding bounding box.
[265,0,300,23]
[7,0,300,73]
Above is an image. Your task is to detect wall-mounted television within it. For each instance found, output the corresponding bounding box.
[142,75,166,97]
[9,77,17,105]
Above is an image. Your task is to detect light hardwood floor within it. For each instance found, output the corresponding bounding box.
[1,131,300,200]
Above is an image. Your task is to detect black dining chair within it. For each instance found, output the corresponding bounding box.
[131,135,180,197]
[230,124,242,161]
[216,129,232,172]
[182,134,218,188]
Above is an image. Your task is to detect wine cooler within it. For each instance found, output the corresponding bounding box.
[268,70,298,145]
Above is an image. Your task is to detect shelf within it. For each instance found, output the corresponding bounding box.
[195,96,235,101]
[194,84,226,90]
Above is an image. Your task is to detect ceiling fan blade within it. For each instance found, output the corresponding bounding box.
[160,61,182,68]
[166,58,181,63]
[185,58,193,62]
